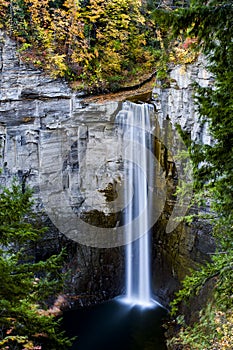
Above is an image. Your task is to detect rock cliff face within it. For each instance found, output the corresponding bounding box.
[0,30,125,302]
[151,57,215,303]
[153,56,213,144]
[0,30,215,306]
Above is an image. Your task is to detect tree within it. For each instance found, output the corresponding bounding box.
[77,0,154,90]
[0,0,159,92]
[0,181,71,350]
[155,1,233,349]
[165,0,233,243]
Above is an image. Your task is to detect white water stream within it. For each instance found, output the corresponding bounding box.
[116,101,154,307]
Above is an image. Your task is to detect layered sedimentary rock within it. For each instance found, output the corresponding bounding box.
[153,55,213,144]
[0,30,125,302]
[152,57,215,303]
[0,30,215,306]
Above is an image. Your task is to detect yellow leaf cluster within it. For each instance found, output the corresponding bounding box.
[0,0,157,91]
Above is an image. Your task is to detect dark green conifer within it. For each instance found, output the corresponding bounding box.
[0,182,71,349]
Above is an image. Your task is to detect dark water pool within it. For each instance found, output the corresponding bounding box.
[62,298,168,350]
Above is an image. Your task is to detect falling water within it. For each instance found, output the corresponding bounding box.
[116,101,154,307]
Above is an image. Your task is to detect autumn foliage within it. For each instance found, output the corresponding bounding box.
[0,0,159,92]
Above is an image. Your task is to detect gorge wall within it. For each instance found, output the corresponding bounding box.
[151,57,215,303]
[0,30,215,307]
[0,30,125,303]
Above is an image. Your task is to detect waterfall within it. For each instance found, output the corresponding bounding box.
[116,101,154,307]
